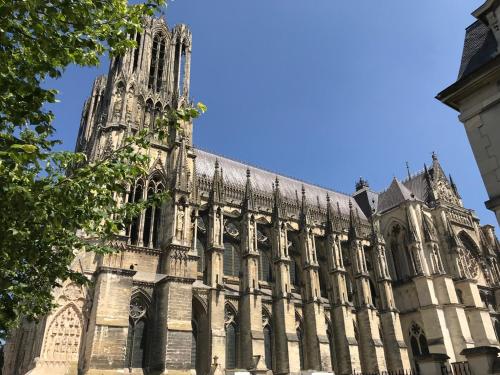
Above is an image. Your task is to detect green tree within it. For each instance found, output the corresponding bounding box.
[0,0,205,338]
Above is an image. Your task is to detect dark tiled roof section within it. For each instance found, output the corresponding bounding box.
[194,148,367,219]
[403,172,430,203]
[377,178,416,213]
[458,20,497,80]
[353,188,379,219]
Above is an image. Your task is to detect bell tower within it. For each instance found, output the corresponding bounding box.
[75,17,193,159]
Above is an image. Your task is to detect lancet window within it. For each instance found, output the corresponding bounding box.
[263,311,273,370]
[409,322,429,357]
[326,320,335,371]
[223,241,240,277]
[142,174,164,248]
[126,293,149,368]
[196,217,207,275]
[225,305,238,369]
[174,37,187,94]
[387,223,414,281]
[128,179,144,245]
[148,33,167,92]
[191,320,197,369]
[296,316,305,370]
[132,32,142,72]
[259,248,273,282]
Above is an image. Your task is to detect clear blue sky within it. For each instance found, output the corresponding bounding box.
[50,0,499,230]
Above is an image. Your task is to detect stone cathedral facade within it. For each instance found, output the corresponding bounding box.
[4,16,500,375]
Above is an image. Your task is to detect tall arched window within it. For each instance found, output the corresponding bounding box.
[409,322,429,357]
[128,180,144,245]
[264,325,272,370]
[132,32,142,72]
[263,311,273,370]
[126,294,149,368]
[223,242,240,277]
[296,318,305,370]
[493,318,500,343]
[326,321,335,372]
[191,320,197,369]
[259,249,273,282]
[225,305,238,369]
[148,34,167,92]
[388,223,413,281]
[196,238,205,273]
[142,175,164,248]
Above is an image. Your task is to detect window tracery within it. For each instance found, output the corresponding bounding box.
[409,322,429,357]
[148,33,167,92]
[126,294,149,368]
[43,304,83,361]
[225,305,238,369]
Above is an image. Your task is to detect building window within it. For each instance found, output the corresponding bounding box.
[264,324,272,369]
[259,248,273,282]
[225,305,238,369]
[409,322,429,357]
[126,294,149,368]
[142,175,164,248]
[132,33,141,72]
[191,320,197,369]
[128,180,144,245]
[327,322,335,371]
[223,242,240,277]
[148,34,167,92]
[296,314,305,370]
[196,238,205,273]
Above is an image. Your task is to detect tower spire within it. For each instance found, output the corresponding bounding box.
[242,168,255,212]
[300,185,309,226]
[348,200,360,240]
[209,159,224,205]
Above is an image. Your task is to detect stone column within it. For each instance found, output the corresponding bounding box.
[373,235,410,371]
[298,225,332,371]
[84,267,136,375]
[455,279,498,346]
[271,220,301,375]
[350,238,386,373]
[239,213,267,371]
[326,234,361,375]
[207,205,226,370]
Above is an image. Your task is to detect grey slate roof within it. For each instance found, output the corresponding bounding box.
[458,20,498,80]
[403,172,430,203]
[194,148,367,219]
[376,178,416,213]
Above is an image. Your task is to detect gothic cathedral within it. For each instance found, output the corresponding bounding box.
[3,16,500,375]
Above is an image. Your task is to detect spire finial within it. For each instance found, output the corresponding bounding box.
[406,161,411,180]
[215,158,219,169]
[275,176,280,189]
[326,193,330,203]
[432,151,438,161]
[246,167,251,179]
